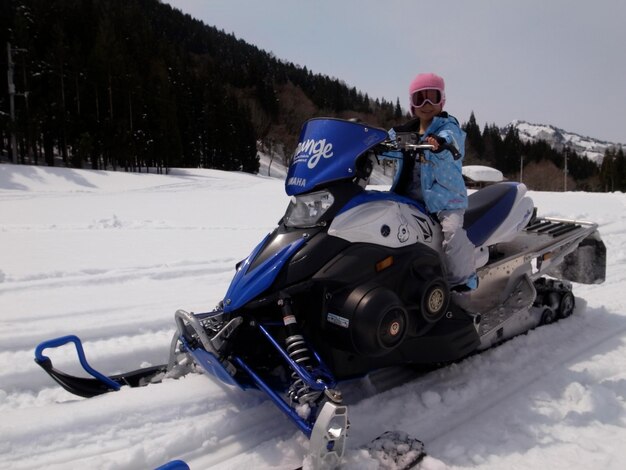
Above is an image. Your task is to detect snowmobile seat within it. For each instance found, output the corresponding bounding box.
[464,182,520,246]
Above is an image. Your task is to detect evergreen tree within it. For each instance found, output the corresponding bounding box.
[615,147,626,191]
[463,113,483,151]
[462,112,484,162]
[502,126,522,174]
[600,148,616,191]
[394,98,403,119]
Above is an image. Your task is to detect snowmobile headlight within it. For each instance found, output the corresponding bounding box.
[284,190,335,228]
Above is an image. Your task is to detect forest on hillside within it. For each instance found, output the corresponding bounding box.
[1,0,624,192]
[0,0,402,174]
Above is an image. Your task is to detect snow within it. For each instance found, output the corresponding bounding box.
[1,162,626,470]
[462,166,503,183]
[508,120,624,164]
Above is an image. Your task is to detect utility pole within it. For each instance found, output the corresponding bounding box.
[7,42,18,163]
[563,149,568,191]
[6,42,28,163]
[520,153,524,183]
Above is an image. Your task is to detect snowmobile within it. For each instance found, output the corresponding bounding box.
[35,118,606,468]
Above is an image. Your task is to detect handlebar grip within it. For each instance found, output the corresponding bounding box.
[441,142,462,160]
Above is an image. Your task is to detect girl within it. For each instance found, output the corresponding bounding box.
[392,72,477,291]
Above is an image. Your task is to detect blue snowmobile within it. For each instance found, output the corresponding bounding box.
[35,118,606,468]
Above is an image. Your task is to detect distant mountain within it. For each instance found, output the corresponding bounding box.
[506,121,625,164]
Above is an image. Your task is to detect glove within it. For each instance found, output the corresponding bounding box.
[425,134,447,153]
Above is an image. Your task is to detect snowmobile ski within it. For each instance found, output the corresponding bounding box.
[34,334,171,398]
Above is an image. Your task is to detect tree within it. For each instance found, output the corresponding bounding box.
[523,160,576,191]
[462,112,484,162]
[394,98,403,119]
[600,147,616,192]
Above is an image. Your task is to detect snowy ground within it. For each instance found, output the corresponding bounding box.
[1,163,625,470]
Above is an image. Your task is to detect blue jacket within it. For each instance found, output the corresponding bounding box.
[391,113,467,213]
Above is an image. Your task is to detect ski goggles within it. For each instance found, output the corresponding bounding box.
[410,88,444,108]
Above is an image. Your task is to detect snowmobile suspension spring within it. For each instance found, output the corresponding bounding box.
[283,330,314,400]
[279,295,320,404]
[279,295,313,368]
[285,334,312,366]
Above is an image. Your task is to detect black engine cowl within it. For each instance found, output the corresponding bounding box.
[324,283,408,357]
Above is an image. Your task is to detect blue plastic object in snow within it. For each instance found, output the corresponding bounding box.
[154,460,190,470]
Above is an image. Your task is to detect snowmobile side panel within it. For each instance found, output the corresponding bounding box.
[313,242,442,287]
[223,236,307,312]
[330,196,440,249]
[316,305,480,378]
[249,228,320,271]
[336,190,428,218]
[258,230,351,288]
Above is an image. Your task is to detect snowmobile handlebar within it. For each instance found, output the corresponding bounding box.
[378,140,462,160]
[404,143,436,152]
[403,142,462,160]
[378,130,462,159]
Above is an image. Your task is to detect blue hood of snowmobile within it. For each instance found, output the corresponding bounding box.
[222,234,307,312]
[285,118,389,196]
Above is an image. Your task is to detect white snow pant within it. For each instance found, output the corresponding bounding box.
[438,209,476,286]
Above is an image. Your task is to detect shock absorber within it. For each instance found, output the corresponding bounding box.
[278,295,320,405]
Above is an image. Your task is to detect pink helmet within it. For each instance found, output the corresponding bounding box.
[409,73,446,113]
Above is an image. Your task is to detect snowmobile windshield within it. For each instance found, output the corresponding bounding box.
[284,189,335,228]
[285,118,389,196]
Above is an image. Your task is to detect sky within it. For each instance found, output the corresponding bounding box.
[165,0,626,144]
[1,162,625,469]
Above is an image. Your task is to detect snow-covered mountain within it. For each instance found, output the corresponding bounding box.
[506,120,625,164]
